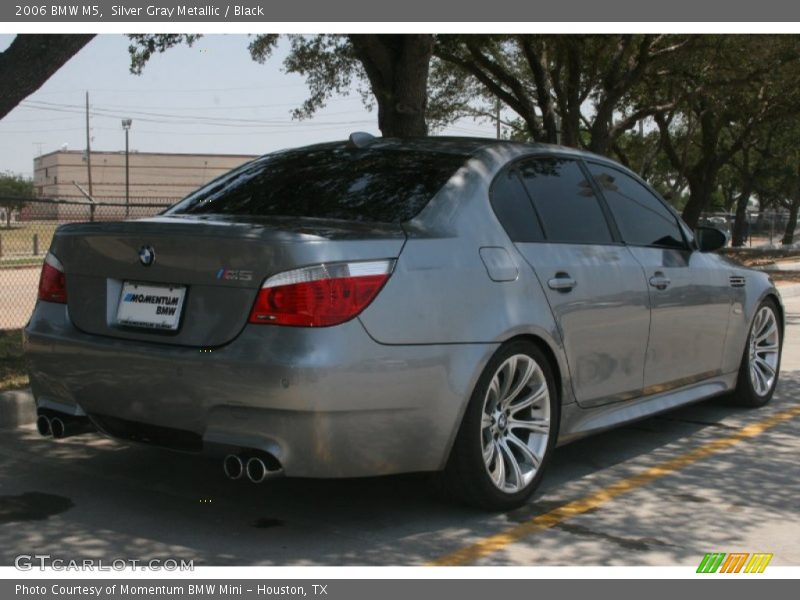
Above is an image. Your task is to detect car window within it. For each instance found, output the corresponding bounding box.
[490,169,545,242]
[166,145,469,224]
[517,157,613,244]
[588,163,686,249]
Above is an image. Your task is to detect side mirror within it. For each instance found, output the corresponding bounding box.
[695,226,728,252]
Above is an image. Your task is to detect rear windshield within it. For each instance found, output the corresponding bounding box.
[165,145,469,224]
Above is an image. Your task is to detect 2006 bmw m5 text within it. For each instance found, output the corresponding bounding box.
[25,134,783,510]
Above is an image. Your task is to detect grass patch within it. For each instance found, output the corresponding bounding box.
[0,257,44,269]
[0,329,28,392]
[0,222,59,258]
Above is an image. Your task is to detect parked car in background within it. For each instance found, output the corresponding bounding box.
[25,135,783,510]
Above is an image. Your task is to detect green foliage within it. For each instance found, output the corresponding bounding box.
[125,34,800,224]
[0,172,33,228]
[128,34,202,75]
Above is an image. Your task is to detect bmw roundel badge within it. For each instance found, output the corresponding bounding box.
[138,245,156,266]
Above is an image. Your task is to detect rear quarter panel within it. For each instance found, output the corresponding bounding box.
[358,145,575,404]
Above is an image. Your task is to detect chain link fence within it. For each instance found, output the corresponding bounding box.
[0,197,176,330]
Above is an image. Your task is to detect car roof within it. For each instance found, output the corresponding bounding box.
[350,135,614,163]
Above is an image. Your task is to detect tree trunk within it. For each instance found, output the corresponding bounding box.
[782,196,800,245]
[681,174,716,229]
[0,35,95,120]
[349,35,433,138]
[731,178,754,247]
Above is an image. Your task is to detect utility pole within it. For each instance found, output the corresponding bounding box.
[122,118,132,218]
[495,99,501,140]
[85,91,93,197]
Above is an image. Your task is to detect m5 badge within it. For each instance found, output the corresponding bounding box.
[216,268,253,282]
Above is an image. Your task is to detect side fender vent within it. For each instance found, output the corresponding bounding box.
[730,275,746,288]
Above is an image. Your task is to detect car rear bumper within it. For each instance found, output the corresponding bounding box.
[24,301,497,478]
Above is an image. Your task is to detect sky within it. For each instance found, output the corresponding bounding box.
[0,34,496,177]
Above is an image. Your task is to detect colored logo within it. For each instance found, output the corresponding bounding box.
[216,268,253,282]
[138,245,156,266]
[697,552,773,573]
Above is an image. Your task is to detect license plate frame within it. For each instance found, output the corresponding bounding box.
[115,281,187,331]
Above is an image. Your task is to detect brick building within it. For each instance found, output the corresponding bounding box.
[30,149,258,219]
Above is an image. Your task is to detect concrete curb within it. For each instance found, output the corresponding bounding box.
[776,283,800,299]
[0,388,35,429]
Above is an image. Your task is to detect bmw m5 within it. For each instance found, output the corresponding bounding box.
[24,134,783,510]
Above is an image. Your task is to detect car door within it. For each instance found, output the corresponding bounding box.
[492,156,651,407]
[587,162,731,391]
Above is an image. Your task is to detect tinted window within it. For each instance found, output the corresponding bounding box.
[589,163,685,249]
[517,158,613,244]
[490,169,544,242]
[166,145,468,224]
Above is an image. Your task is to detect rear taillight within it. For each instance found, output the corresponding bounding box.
[249,260,394,327]
[37,252,67,304]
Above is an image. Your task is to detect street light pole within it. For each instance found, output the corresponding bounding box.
[122,118,132,218]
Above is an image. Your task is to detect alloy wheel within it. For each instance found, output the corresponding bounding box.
[749,305,780,396]
[480,354,551,493]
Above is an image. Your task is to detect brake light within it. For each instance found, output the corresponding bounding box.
[249,260,394,327]
[38,252,67,304]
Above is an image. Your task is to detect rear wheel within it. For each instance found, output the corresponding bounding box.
[440,340,559,510]
[729,298,782,408]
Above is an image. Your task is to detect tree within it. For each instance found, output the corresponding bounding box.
[430,35,688,154]
[650,35,800,228]
[0,172,34,228]
[128,34,434,137]
[0,34,95,120]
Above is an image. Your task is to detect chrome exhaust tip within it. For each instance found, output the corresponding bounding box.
[245,455,284,483]
[223,454,244,480]
[246,457,268,483]
[36,415,52,437]
[50,417,66,439]
[49,416,94,439]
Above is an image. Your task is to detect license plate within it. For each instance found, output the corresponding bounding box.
[116,282,186,331]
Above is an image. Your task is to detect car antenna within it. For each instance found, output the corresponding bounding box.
[347,131,377,149]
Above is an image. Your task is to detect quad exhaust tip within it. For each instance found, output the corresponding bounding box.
[36,415,52,437]
[223,454,244,480]
[36,411,94,439]
[246,457,270,483]
[50,417,66,439]
[223,452,283,483]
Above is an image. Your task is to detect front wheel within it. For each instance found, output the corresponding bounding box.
[440,340,559,510]
[729,298,782,408]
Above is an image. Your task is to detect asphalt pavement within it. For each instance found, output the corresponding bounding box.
[1,299,799,566]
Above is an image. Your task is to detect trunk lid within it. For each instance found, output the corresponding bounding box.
[51,215,405,347]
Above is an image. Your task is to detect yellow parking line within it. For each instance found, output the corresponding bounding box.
[430,403,800,566]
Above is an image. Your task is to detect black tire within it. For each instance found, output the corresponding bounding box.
[439,340,559,511]
[728,298,782,408]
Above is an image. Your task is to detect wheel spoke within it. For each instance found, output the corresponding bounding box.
[501,358,536,409]
[506,432,541,470]
[756,357,776,379]
[489,441,505,487]
[499,439,523,489]
[752,363,767,395]
[753,309,765,337]
[483,437,496,468]
[756,343,779,353]
[481,411,493,431]
[508,417,550,435]
[486,377,501,411]
[508,381,547,415]
[757,322,778,344]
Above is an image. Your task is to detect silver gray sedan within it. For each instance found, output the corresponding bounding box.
[25,135,783,510]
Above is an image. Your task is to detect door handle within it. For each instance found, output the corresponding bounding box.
[649,272,671,290]
[548,273,576,292]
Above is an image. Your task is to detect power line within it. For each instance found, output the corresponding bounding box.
[19,101,372,128]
